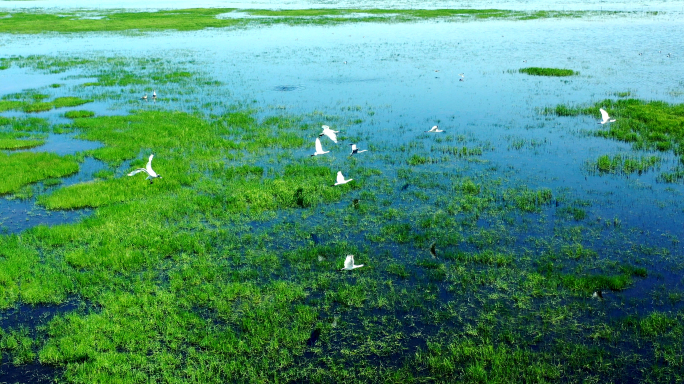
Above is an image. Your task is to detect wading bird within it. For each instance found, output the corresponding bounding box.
[141,94,147,101]
[128,154,162,184]
[340,255,363,270]
[311,138,329,156]
[333,171,352,186]
[349,144,367,156]
[319,125,339,143]
[426,125,444,133]
[598,108,616,124]
[459,73,465,81]
[152,90,157,99]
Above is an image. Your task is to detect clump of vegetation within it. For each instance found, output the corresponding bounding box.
[592,154,661,174]
[0,132,46,150]
[519,67,576,76]
[64,110,95,119]
[0,152,79,194]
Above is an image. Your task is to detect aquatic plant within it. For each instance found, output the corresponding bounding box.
[519,67,576,77]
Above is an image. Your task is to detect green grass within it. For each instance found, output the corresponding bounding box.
[0,58,681,383]
[64,110,95,118]
[0,132,46,149]
[0,8,608,34]
[519,67,577,77]
[0,152,79,195]
[547,99,684,181]
[592,154,661,174]
[0,94,92,113]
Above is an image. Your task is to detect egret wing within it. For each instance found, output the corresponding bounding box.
[315,138,324,153]
[128,168,147,176]
[600,108,610,122]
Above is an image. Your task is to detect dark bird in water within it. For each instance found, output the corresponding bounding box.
[429,242,437,258]
[306,328,321,346]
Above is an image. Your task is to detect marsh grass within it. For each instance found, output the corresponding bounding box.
[519,67,576,77]
[0,132,45,149]
[1,58,682,383]
[592,154,661,174]
[0,152,79,195]
[0,8,610,34]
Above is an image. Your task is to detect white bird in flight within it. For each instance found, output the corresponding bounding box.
[319,125,339,143]
[334,171,353,186]
[349,144,367,156]
[311,138,329,156]
[127,154,162,184]
[426,125,444,133]
[340,255,363,270]
[598,108,616,125]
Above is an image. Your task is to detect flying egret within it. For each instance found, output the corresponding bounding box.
[598,108,616,125]
[333,171,352,186]
[349,144,367,156]
[340,255,363,270]
[311,138,329,156]
[127,154,162,184]
[319,125,339,143]
[426,125,444,133]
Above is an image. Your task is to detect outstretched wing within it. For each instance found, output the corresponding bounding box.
[344,255,354,269]
[315,138,324,153]
[323,130,337,143]
[128,168,148,177]
[336,171,345,184]
[600,108,610,122]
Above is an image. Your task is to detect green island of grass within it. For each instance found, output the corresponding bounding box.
[519,67,577,77]
[0,152,79,194]
[0,132,46,149]
[0,8,617,34]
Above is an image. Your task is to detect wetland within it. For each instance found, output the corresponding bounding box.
[1,2,684,383]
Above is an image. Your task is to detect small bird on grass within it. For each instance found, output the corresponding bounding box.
[127,154,162,184]
[340,255,363,270]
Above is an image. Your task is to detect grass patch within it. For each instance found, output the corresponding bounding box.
[64,110,95,119]
[592,154,660,174]
[519,67,576,77]
[0,132,46,149]
[0,152,79,195]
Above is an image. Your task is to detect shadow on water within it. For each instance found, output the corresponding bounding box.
[0,300,86,384]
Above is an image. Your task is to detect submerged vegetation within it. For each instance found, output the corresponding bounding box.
[519,67,577,77]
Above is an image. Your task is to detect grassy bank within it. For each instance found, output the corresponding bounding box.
[0,8,613,34]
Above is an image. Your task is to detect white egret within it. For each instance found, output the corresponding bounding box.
[127,154,162,184]
[349,144,367,156]
[598,108,616,124]
[152,90,157,99]
[333,171,352,186]
[141,94,147,101]
[340,255,363,270]
[311,138,329,156]
[426,125,444,133]
[319,125,339,143]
